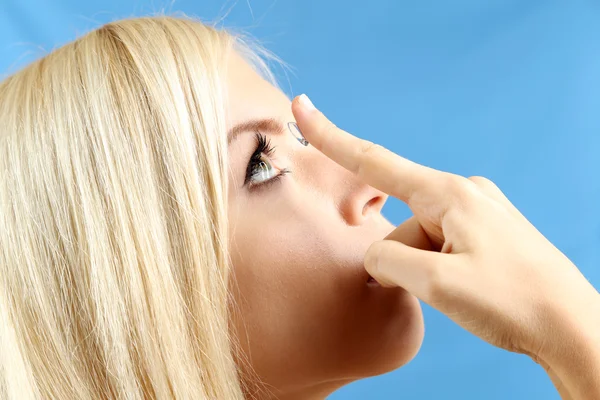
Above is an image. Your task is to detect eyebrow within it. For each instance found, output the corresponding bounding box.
[227,118,286,145]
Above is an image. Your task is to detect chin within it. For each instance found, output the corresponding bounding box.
[377,288,424,375]
[352,288,425,378]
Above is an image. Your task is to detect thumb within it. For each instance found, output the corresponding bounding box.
[365,239,456,302]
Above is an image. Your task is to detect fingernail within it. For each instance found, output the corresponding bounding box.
[298,94,316,111]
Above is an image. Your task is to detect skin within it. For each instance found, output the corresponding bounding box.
[291,93,600,399]
[224,52,425,400]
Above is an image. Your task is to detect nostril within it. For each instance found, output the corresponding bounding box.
[363,196,381,216]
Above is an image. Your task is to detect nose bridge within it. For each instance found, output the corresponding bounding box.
[310,153,387,226]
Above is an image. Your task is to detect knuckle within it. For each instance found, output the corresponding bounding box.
[444,207,466,227]
[445,175,475,203]
[359,140,381,158]
[468,175,496,189]
[445,174,467,190]
[356,140,381,175]
[467,175,511,206]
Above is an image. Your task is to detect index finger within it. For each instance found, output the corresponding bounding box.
[291,94,447,204]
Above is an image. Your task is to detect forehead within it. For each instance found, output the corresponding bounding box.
[224,52,290,129]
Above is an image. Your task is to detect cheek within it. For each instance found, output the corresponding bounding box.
[227,194,425,388]
[229,206,331,303]
[227,205,332,370]
[229,195,340,312]
[228,222,348,385]
[228,185,366,322]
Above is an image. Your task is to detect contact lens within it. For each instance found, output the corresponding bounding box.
[288,122,309,146]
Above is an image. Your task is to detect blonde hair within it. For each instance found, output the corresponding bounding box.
[0,15,284,399]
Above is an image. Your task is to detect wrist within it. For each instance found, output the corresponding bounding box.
[540,290,600,399]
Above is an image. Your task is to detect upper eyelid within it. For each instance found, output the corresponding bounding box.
[254,130,273,151]
[244,132,280,186]
[228,118,286,146]
[248,132,275,172]
[254,130,281,157]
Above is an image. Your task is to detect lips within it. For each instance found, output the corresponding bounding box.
[362,263,380,286]
[366,274,380,286]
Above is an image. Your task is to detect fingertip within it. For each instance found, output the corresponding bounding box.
[364,241,397,286]
[292,93,317,119]
[291,96,314,143]
[380,281,398,289]
[291,95,303,116]
[364,240,384,273]
[291,94,302,107]
[298,94,316,110]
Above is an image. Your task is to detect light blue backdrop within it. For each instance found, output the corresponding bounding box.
[2,1,599,399]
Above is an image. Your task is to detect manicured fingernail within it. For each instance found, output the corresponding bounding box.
[299,94,316,111]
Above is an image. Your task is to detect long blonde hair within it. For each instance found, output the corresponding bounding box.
[0,15,283,399]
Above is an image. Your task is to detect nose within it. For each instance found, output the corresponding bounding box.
[338,180,389,226]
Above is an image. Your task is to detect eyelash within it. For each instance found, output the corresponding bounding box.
[245,131,291,191]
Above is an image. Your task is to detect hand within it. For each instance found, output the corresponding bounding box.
[291,94,600,369]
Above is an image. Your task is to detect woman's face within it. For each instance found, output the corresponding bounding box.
[225,52,424,400]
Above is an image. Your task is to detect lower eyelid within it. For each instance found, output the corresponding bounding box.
[248,173,281,192]
[248,169,290,192]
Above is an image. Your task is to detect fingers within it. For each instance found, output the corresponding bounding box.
[383,215,438,252]
[364,239,463,304]
[467,176,527,222]
[467,176,509,205]
[292,94,449,205]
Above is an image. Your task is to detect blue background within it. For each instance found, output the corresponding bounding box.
[2,1,599,398]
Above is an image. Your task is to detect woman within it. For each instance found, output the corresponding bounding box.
[0,15,597,399]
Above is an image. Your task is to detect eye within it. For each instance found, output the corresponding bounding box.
[244,132,290,190]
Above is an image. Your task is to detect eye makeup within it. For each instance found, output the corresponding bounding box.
[244,131,291,192]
